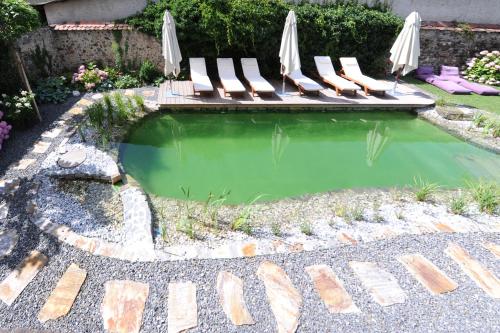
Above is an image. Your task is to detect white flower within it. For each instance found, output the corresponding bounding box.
[480,50,489,55]
[24,103,30,107]
[5,102,10,107]
[15,103,21,108]
[21,91,27,96]
[1,94,6,98]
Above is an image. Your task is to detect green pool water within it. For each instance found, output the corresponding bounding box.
[119,111,500,204]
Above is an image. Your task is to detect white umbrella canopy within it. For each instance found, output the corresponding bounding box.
[162,10,182,78]
[390,11,421,76]
[279,10,301,94]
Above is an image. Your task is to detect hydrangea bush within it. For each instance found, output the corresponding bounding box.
[0,110,12,150]
[72,63,111,91]
[463,50,500,86]
[0,91,36,128]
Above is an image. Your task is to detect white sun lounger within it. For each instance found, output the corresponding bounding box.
[339,57,391,96]
[314,56,360,96]
[241,58,275,96]
[286,69,323,96]
[217,58,246,97]
[189,58,214,96]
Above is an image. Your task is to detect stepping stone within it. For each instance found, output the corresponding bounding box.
[434,222,456,233]
[38,263,87,322]
[398,254,458,295]
[305,264,359,314]
[32,141,51,154]
[57,149,87,168]
[168,282,197,333]
[483,242,500,259]
[141,90,155,97]
[216,271,255,326]
[41,128,63,139]
[0,229,18,259]
[92,93,104,100]
[68,107,83,115]
[445,243,500,298]
[349,261,406,306]
[77,99,93,107]
[124,89,135,96]
[0,251,48,306]
[257,261,302,333]
[0,202,8,219]
[101,280,149,333]
[337,232,358,245]
[14,159,36,170]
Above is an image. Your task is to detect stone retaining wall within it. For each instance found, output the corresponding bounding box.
[16,26,500,81]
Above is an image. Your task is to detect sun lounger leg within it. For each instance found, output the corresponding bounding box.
[335,87,340,96]
[364,86,369,96]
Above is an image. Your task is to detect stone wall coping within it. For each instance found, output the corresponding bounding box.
[422,21,500,33]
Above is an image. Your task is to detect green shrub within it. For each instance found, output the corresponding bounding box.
[473,112,487,127]
[449,194,467,215]
[114,74,141,89]
[300,221,313,235]
[468,180,498,214]
[0,0,40,43]
[139,60,161,84]
[34,76,71,104]
[463,50,500,86]
[413,176,440,202]
[271,221,282,237]
[126,0,402,77]
[0,91,36,128]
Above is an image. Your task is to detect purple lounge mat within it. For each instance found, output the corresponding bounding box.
[415,66,471,94]
[439,66,499,96]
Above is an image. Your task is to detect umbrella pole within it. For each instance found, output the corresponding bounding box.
[392,68,402,93]
[282,75,286,95]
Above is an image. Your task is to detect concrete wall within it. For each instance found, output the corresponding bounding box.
[44,0,150,24]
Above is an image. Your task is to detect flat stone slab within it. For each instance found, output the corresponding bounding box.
[38,263,87,322]
[0,251,48,306]
[398,254,458,295]
[42,144,121,184]
[14,159,36,170]
[0,229,18,259]
[305,264,359,314]
[349,261,406,306]
[77,99,93,106]
[483,242,500,259]
[445,243,500,298]
[216,271,255,326]
[124,89,135,96]
[68,107,83,115]
[168,282,197,333]
[101,280,149,333]
[57,149,87,168]
[120,186,155,261]
[42,128,63,139]
[257,261,302,333]
[32,141,51,154]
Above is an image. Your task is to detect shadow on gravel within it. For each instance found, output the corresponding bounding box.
[0,178,62,271]
[0,97,80,177]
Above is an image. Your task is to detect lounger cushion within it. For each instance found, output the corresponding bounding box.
[192,75,214,92]
[322,74,360,91]
[189,58,214,93]
[415,66,435,76]
[288,70,322,91]
[217,58,246,93]
[247,76,275,92]
[241,58,275,93]
[440,65,460,77]
[431,78,472,94]
[220,78,246,92]
[350,74,391,91]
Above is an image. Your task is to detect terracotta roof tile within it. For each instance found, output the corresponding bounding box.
[51,22,132,31]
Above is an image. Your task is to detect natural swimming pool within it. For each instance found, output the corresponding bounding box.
[119,111,500,204]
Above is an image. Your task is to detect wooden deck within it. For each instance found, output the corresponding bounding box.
[158,80,434,109]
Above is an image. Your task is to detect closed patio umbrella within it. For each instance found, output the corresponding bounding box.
[279,10,301,95]
[389,11,421,92]
[162,10,182,95]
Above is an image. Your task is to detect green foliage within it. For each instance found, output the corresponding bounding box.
[34,76,71,104]
[0,0,40,43]
[114,74,141,89]
[450,194,467,215]
[231,194,265,235]
[348,204,364,222]
[126,0,402,77]
[300,221,313,235]
[435,98,448,107]
[204,190,230,229]
[30,44,53,78]
[463,50,499,86]
[139,60,161,84]
[0,90,36,128]
[483,116,500,138]
[467,180,498,214]
[473,112,487,127]
[271,221,282,237]
[413,176,440,202]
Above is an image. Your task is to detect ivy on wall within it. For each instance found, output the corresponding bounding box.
[125,0,403,77]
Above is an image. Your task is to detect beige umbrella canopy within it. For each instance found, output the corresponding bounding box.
[162,10,182,95]
[279,10,301,95]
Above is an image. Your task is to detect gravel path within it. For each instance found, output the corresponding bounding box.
[0,207,498,332]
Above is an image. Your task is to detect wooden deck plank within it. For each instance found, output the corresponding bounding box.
[158,80,434,109]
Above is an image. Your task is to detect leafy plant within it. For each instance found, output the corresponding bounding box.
[334,203,347,217]
[467,180,498,214]
[483,117,500,138]
[348,204,364,222]
[300,221,313,236]
[133,95,146,113]
[413,176,440,202]
[0,0,40,43]
[395,209,405,220]
[231,194,265,235]
[34,76,71,104]
[0,91,36,128]
[435,98,448,107]
[463,50,500,86]
[176,186,197,238]
[450,194,467,215]
[372,201,384,223]
[473,112,487,127]
[160,221,168,242]
[204,190,230,229]
[139,60,160,84]
[114,74,141,89]
[271,221,282,237]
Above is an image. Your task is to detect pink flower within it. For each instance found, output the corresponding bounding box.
[480,50,489,55]
[78,65,85,73]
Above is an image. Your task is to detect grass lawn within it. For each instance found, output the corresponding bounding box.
[403,77,500,115]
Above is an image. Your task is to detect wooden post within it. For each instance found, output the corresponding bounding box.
[11,47,42,122]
